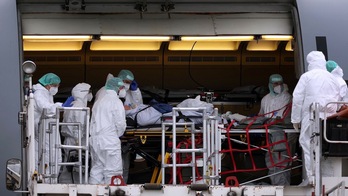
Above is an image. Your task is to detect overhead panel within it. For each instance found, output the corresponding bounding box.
[22,16,217,35]
[20,1,294,36]
[22,18,102,35]
[22,13,293,36]
[18,1,293,14]
[214,14,293,35]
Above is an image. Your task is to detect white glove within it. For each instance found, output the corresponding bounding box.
[293,123,300,132]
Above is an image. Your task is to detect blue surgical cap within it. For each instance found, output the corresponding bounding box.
[38,73,61,86]
[105,77,124,92]
[269,74,283,84]
[118,70,134,81]
[326,60,338,73]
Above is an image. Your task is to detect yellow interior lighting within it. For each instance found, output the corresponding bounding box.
[90,41,162,51]
[100,36,172,41]
[261,35,293,41]
[23,35,92,42]
[247,41,280,51]
[180,36,254,41]
[23,41,84,51]
[168,41,240,51]
[285,41,293,51]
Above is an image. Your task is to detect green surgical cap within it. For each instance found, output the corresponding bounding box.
[118,69,134,81]
[269,74,283,84]
[105,77,124,92]
[326,60,338,73]
[38,73,61,86]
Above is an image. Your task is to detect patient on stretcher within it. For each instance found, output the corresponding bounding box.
[126,95,214,127]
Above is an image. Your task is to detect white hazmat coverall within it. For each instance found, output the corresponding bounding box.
[331,65,347,101]
[259,84,294,185]
[259,84,292,120]
[291,51,340,183]
[33,84,62,176]
[60,83,92,183]
[89,90,126,184]
[323,65,348,178]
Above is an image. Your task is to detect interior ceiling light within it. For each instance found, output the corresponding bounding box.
[180,36,254,41]
[168,41,240,51]
[23,41,84,51]
[261,35,293,41]
[100,36,172,41]
[23,35,92,42]
[90,41,161,51]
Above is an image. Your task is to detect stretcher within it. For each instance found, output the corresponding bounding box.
[123,100,301,184]
[123,116,299,184]
[124,123,297,136]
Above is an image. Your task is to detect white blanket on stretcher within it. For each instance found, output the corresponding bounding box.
[129,95,214,127]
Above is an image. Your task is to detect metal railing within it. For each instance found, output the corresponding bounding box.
[38,107,90,184]
[161,107,221,185]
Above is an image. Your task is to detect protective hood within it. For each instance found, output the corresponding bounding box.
[33,82,48,92]
[72,83,91,103]
[105,73,114,85]
[307,51,327,71]
[331,65,344,78]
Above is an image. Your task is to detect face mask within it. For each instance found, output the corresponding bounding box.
[87,93,93,102]
[49,87,58,96]
[124,83,130,91]
[118,89,127,98]
[273,85,282,94]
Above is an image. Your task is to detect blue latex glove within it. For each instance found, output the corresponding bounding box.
[62,96,74,107]
[130,80,138,91]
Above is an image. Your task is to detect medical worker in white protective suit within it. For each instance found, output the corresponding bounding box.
[291,51,340,185]
[59,83,93,183]
[259,74,296,185]
[33,73,62,177]
[117,69,143,183]
[324,60,348,177]
[89,77,127,184]
[259,74,292,120]
[326,60,347,101]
